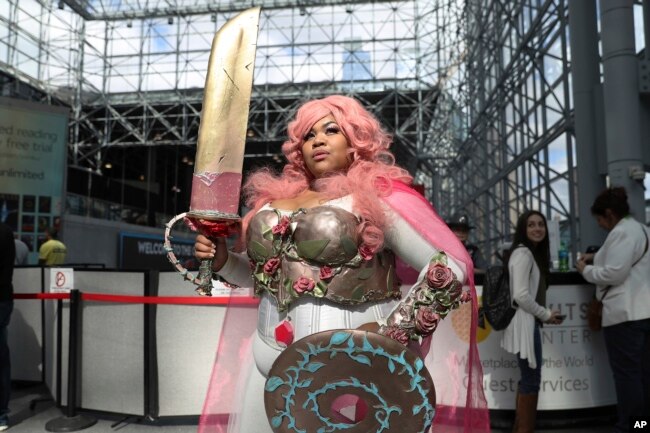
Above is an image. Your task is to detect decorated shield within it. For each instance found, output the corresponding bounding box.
[264,329,436,433]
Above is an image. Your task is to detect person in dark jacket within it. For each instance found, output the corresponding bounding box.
[446,214,488,271]
[0,222,16,431]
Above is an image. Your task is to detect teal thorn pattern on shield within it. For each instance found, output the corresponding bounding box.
[264,329,436,433]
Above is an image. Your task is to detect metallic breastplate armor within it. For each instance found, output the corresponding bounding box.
[246,206,400,311]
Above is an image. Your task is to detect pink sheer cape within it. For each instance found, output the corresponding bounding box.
[385,181,490,432]
[198,181,490,433]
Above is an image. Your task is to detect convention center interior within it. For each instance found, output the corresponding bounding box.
[1,0,650,432]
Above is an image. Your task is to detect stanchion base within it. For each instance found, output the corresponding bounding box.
[45,414,98,432]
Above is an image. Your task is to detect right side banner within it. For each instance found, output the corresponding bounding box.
[475,284,616,410]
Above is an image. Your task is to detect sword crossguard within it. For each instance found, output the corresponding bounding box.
[164,213,240,296]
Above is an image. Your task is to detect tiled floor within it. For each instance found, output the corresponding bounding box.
[5,382,615,433]
[5,382,197,433]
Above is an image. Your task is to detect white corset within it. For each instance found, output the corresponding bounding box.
[253,291,400,376]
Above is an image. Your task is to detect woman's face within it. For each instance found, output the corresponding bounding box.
[301,115,351,179]
[526,214,546,245]
[595,209,619,231]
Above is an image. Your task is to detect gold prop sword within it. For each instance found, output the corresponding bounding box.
[164,7,261,295]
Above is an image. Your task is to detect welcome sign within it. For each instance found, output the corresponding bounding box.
[119,232,198,271]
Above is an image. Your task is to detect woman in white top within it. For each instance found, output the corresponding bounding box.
[577,187,650,433]
[500,210,562,433]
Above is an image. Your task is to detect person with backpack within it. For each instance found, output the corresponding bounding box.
[500,210,563,433]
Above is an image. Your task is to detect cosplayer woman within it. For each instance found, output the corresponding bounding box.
[194,95,489,433]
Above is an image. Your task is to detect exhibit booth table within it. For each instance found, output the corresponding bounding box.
[473,271,616,427]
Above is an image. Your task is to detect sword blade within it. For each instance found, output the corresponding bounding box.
[189,7,261,219]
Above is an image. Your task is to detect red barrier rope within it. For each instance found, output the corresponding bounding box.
[14,293,70,300]
[13,292,259,306]
[82,293,258,305]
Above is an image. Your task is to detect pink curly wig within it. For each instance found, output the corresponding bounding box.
[241,95,413,252]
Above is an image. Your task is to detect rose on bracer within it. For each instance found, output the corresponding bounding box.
[272,216,291,237]
[319,266,335,281]
[263,257,281,275]
[415,307,440,335]
[293,276,315,294]
[383,325,410,345]
[426,262,454,289]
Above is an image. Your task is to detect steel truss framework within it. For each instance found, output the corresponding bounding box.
[427,0,578,261]
[1,0,579,262]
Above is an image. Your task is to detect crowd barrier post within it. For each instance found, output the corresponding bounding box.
[45,289,97,432]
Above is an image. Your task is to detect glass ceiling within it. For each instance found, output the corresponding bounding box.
[63,0,380,20]
[2,0,446,96]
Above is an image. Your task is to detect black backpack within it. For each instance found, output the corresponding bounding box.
[481,265,516,330]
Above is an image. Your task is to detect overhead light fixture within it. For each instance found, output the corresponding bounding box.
[58,1,64,10]
[246,128,255,137]
[211,14,216,22]
[139,174,145,181]
[104,163,113,169]
[127,19,133,28]
[168,16,174,25]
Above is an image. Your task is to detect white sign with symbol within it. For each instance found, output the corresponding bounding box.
[49,268,74,293]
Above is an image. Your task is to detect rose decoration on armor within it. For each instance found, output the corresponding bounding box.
[426,262,454,289]
[272,215,291,237]
[415,307,440,335]
[319,265,335,281]
[293,276,316,294]
[383,325,410,345]
[263,257,281,275]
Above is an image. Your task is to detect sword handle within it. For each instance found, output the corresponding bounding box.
[195,257,215,296]
[165,213,240,296]
[164,212,197,282]
[164,212,214,294]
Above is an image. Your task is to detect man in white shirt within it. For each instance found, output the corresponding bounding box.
[14,237,28,266]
